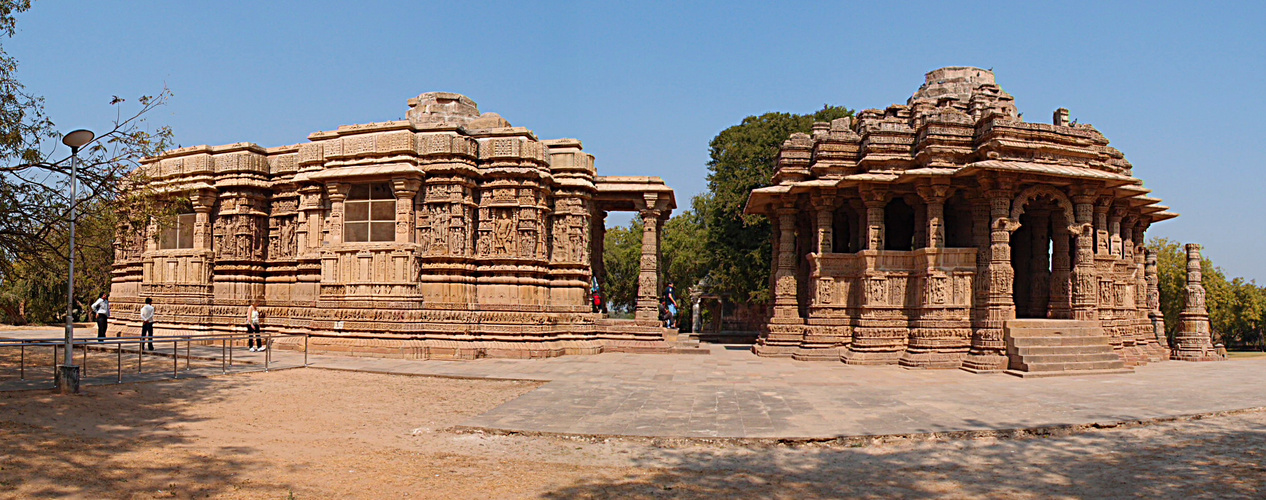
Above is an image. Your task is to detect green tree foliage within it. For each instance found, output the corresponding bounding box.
[602,219,643,314]
[700,105,853,303]
[0,1,173,324]
[601,106,852,328]
[1150,237,1266,350]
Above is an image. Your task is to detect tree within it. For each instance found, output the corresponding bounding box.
[0,1,173,323]
[700,105,853,303]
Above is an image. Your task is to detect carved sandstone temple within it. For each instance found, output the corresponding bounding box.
[109,92,680,358]
[745,67,1181,374]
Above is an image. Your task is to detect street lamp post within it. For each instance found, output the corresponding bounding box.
[56,128,94,394]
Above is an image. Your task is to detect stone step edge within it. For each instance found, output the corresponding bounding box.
[1004,368,1135,378]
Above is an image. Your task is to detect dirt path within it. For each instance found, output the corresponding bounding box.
[1,368,1263,499]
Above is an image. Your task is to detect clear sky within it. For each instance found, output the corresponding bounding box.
[9,1,1265,281]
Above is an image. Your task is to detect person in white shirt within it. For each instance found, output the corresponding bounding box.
[139,297,156,351]
[90,293,110,342]
[247,303,264,352]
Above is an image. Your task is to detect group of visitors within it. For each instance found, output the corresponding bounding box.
[86,293,267,352]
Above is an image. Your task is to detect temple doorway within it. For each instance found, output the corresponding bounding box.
[1010,198,1074,319]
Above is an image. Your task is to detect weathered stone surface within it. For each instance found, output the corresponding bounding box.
[110,93,681,358]
[745,67,1177,373]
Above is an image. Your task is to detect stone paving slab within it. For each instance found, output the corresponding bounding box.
[292,344,1266,439]
[6,331,1264,439]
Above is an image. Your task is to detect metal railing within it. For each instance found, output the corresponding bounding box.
[0,332,310,388]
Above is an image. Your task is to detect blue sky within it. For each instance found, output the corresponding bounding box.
[10,1,1265,281]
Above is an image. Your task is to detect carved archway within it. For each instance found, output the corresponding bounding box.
[1009,185,1075,230]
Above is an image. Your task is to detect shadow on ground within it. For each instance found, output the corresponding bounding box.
[541,412,1266,499]
[0,376,289,498]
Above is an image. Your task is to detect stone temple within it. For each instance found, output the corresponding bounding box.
[745,67,1185,374]
[109,92,681,359]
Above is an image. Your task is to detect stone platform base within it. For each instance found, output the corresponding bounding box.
[273,335,707,361]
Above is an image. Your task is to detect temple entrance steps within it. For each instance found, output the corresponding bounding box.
[595,319,706,355]
[1003,319,1132,378]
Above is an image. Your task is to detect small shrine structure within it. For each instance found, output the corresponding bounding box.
[110,92,679,359]
[745,67,1181,374]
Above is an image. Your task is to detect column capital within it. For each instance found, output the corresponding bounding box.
[916,183,954,204]
[391,178,422,197]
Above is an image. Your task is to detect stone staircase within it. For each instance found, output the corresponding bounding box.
[1004,319,1132,378]
[595,318,706,355]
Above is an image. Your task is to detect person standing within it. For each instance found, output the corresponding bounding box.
[663,282,678,329]
[90,293,110,341]
[139,297,156,351]
[246,303,264,352]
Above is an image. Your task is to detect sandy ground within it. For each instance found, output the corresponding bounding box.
[0,368,1263,499]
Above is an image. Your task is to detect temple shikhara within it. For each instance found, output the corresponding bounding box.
[109,92,681,358]
[744,67,1216,375]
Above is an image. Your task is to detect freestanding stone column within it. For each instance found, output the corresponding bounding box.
[1172,244,1222,361]
[634,208,663,324]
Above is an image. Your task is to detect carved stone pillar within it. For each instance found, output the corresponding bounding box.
[1071,194,1098,322]
[1027,210,1051,318]
[812,194,834,254]
[634,208,663,324]
[1094,198,1111,256]
[1109,207,1125,259]
[1173,244,1222,361]
[1145,249,1168,352]
[391,179,421,243]
[770,208,801,323]
[1049,217,1073,319]
[917,184,952,249]
[965,181,1013,372]
[861,187,886,250]
[913,196,928,249]
[968,195,991,358]
[850,199,866,252]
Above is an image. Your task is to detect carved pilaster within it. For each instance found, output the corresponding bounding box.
[1145,249,1168,351]
[1109,205,1125,258]
[1094,197,1111,256]
[392,178,421,244]
[1049,216,1073,319]
[326,182,350,245]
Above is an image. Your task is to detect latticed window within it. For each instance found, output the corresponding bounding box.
[344,182,395,242]
[159,208,195,250]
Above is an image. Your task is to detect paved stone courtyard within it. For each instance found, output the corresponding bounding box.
[302,344,1266,439]
[4,328,1264,440]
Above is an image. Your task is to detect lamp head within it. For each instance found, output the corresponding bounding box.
[62,129,95,149]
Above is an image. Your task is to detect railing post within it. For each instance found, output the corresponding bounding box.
[81,340,87,379]
[265,335,271,372]
[185,338,190,371]
[222,338,226,374]
[172,340,178,379]
[19,343,24,380]
[304,333,309,367]
[117,342,122,384]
